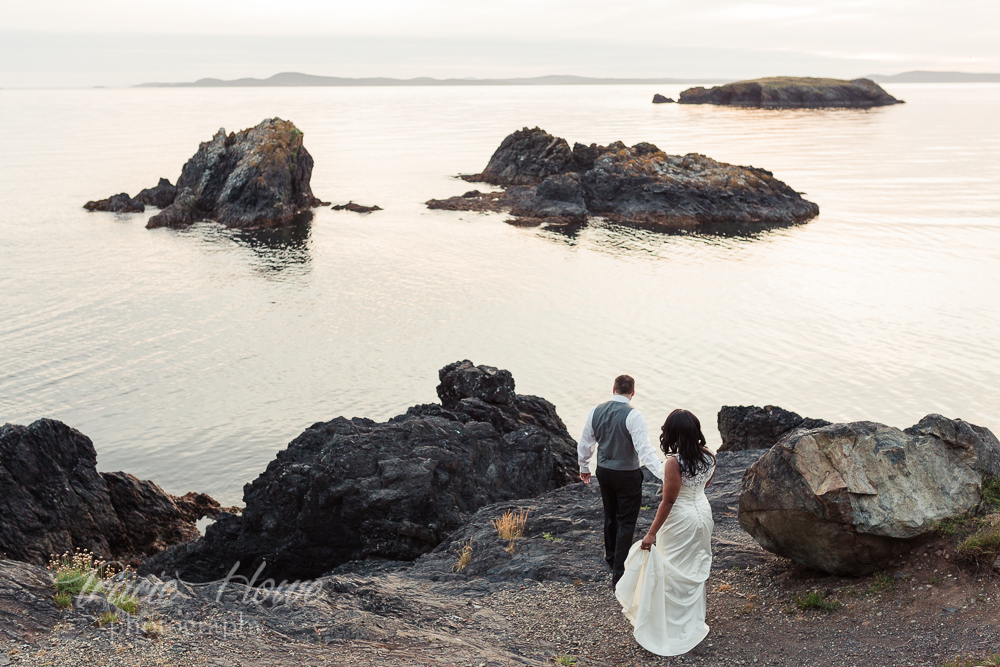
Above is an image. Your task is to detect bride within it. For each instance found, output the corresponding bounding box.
[614,408,716,657]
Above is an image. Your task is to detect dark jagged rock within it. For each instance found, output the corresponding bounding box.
[717,405,831,452]
[83,193,145,213]
[739,415,1000,575]
[461,127,575,186]
[135,177,177,208]
[0,419,223,566]
[331,201,382,213]
[428,128,819,229]
[141,362,579,583]
[509,173,588,223]
[146,118,325,230]
[652,94,674,104]
[101,472,228,557]
[679,77,903,108]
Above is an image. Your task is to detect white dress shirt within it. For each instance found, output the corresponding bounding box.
[577,394,665,480]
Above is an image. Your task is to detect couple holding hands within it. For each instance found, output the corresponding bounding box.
[578,374,716,657]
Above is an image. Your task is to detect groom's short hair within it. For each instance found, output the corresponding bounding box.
[614,375,635,395]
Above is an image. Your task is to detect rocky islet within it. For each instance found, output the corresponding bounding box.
[83,118,327,228]
[427,127,820,229]
[678,76,904,108]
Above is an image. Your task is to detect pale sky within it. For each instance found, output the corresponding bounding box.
[2,0,998,87]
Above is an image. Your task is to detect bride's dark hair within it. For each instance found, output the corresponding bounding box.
[660,409,713,477]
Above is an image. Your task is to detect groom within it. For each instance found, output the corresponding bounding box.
[578,375,665,587]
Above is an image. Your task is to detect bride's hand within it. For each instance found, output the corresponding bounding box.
[640,533,655,551]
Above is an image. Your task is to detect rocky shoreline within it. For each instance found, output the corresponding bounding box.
[4,446,999,666]
[2,369,1000,665]
[427,127,819,229]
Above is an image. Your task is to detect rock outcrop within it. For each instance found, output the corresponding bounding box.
[0,419,224,566]
[331,201,382,213]
[652,94,674,104]
[83,193,145,213]
[146,118,324,229]
[83,179,177,214]
[427,127,819,229]
[141,361,579,582]
[718,405,830,452]
[739,415,1000,575]
[135,177,178,208]
[679,77,903,108]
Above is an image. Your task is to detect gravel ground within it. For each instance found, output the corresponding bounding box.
[4,450,999,667]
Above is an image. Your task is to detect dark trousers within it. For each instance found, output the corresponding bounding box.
[596,466,644,586]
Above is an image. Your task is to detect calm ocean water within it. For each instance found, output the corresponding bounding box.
[2,83,999,504]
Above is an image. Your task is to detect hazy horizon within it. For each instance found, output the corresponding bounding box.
[2,0,998,88]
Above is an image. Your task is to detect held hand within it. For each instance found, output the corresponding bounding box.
[640,533,656,551]
[580,472,591,485]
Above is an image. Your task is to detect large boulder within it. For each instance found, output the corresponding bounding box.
[141,361,579,582]
[0,419,223,566]
[428,129,819,229]
[679,77,903,108]
[718,405,830,452]
[739,415,1000,575]
[145,118,324,229]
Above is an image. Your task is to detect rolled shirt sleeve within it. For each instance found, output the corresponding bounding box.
[626,408,665,480]
[577,406,598,473]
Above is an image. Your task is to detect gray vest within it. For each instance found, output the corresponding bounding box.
[593,399,639,471]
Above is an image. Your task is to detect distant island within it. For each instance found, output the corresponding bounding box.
[133,70,1000,89]
[867,70,1000,83]
[678,77,902,108]
[136,72,728,88]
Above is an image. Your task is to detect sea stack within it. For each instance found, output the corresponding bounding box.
[146,118,325,229]
[84,118,326,229]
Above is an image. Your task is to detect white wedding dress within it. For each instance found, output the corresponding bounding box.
[614,454,715,656]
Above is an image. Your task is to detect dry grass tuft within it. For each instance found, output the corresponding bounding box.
[452,540,473,572]
[142,618,166,638]
[492,509,528,554]
[941,654,1000,667]
[957,516,1000,560]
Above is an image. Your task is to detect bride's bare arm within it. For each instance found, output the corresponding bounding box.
[641,457,681,550]
[705,450,717,486]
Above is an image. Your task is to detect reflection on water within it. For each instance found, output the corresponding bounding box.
[1,83,999,505]
[179,216,313,278]
[531,217,798,258]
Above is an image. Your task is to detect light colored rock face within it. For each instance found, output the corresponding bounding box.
[739,415,1000,575]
